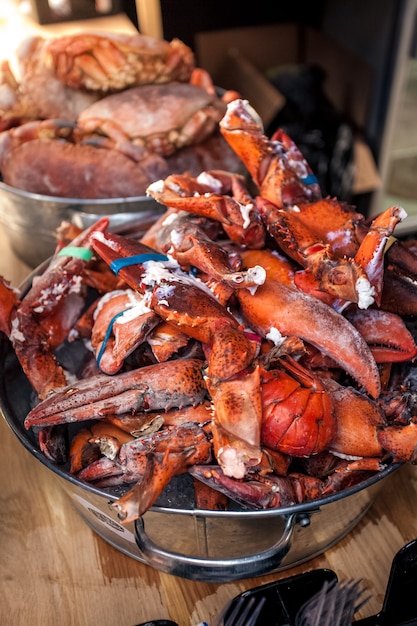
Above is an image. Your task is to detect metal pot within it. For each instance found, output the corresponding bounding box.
[0,327,400,582]
[0,180,162,268]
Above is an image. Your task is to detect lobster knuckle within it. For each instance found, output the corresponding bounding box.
[325,381,385,458]
[207,322,257,381]
[208,366,262,445]
[377,421,417,463]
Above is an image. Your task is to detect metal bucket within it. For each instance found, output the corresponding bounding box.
[0,180,162,268]
[0,330,400,582]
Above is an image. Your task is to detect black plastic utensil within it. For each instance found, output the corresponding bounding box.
[219,569,338,625]
[218,538,417,626]
[354,537,417,625]
[134,539,417,626]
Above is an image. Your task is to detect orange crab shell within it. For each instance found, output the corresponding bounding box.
[44,32,195,91]
[76,82,228,157]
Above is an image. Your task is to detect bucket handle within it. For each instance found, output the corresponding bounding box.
[134,512,297,582]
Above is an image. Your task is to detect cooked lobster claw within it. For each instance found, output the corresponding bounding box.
[255,195,374,307]
[237,273,381,398]
[380,239,417,316]
[354,205,407,306]
[72,421,212,523]
[111,422,212,523]
[89,230,258,381]
[140,207,266,290]
[0,217,110,399]
[344,308,417,363]
[24,358,208,428]
[90,289,160,374]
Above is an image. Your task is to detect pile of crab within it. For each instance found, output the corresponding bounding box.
[0,31,242,198]
[1,98,417,524]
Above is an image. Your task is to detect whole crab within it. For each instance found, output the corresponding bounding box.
[76,74,231,157]
[0,70,242,198]
[0,31,195,127]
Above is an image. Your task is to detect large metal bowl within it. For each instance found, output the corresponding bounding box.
[0,261,402,581]
[0,180,162,268]
[0,332,400,582]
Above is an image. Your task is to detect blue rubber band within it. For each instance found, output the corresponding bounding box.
[96,309,128,371]
[110,253,169,275]
[301,173,319,186]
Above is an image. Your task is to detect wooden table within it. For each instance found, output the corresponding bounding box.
[1,223,417,626]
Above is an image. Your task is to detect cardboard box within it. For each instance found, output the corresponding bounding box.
[196,24,381,195]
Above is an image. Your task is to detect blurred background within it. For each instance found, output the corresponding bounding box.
[1,0,417,229]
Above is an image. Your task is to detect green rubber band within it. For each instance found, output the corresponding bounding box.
[57,246,93,261]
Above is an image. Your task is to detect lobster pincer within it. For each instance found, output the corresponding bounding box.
[24,358,208,428]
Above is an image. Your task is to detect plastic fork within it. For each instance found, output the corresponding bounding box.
[218,594,267,626]
[295,578,370,626]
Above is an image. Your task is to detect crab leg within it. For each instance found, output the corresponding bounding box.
[24,358,207,428]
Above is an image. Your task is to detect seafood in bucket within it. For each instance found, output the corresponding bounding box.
[1,99,417,525]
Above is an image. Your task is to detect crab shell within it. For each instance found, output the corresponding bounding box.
[3,37,100,124]
[43,32,195,91]
[76,82,228,157]
[0,139,171,198]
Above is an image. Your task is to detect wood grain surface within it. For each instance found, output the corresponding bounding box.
[1,223,417,626]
